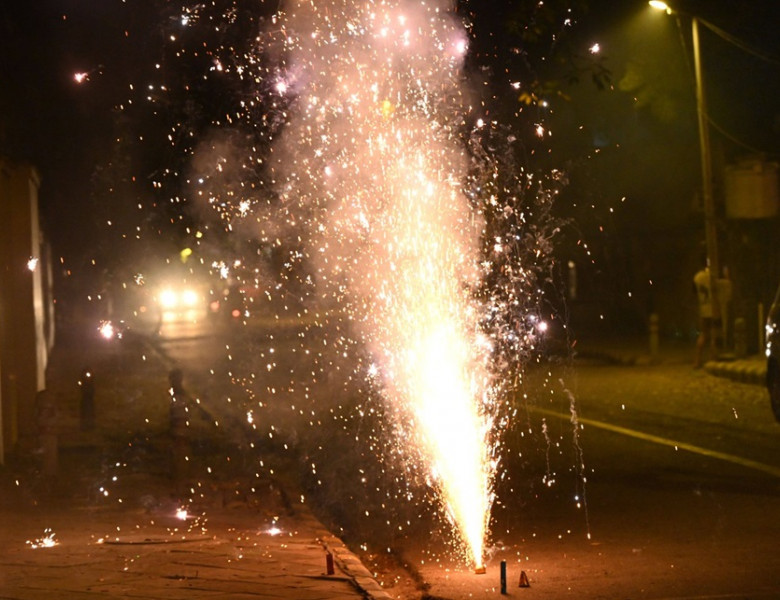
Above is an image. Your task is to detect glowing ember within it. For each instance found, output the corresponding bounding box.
[27,529,58,549]
[98,321,116,340]
[175,507,189,520]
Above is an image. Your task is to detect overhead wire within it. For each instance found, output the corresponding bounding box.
[673,13,780,157]
[697,17,780,67]
[707,117,780,159]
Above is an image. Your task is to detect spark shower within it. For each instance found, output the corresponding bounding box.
[273,0,495,567]
[144,0,558,569]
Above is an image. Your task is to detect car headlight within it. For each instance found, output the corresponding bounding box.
[181,288,200,308]
[159,289,179,310]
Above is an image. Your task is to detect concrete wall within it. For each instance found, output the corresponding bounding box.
[0,158,52,462]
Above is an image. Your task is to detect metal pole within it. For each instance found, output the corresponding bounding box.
[326,551,335,575]
[692,16,721,351]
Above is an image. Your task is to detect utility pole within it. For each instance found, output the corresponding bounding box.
[692,16,721,350]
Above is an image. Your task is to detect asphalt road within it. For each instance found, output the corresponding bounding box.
[149,316,780,599]
[457,361,780,599]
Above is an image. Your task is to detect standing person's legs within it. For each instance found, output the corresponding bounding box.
[695,316,712,368]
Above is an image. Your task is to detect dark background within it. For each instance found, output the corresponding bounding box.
[2,0,778,345]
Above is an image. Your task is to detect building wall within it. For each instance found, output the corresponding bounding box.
[0,158,50,462]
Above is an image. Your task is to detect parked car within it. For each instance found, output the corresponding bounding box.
[767,284,780,422]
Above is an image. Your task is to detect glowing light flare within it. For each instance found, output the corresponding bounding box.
[98,321,116,340]
[181,288,200,307]
[406,325,492,567]
[649,0,673,14]
[380,99,395,119]
[358,157,492,567]
[159,289,178,309]
[212,260,230,279]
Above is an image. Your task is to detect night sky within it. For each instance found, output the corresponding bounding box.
[1,0,778,319]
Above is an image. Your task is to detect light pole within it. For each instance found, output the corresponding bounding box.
[650,1,721,349]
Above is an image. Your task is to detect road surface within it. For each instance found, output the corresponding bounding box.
[148,316,780,599]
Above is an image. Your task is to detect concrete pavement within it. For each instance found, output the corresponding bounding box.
[0,324,391,600]
[1,322,770,600]
[703,355,767,385]
[0,500,387,599]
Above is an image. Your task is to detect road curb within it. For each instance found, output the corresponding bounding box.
[575,342,767,388]
[704,359,767,386]
[322,534,394,600]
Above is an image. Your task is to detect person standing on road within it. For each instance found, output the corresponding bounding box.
[693,263,715,368]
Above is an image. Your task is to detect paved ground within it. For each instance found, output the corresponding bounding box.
[0,324,770,600]
[0,498,381,600]
[0,325,390,600]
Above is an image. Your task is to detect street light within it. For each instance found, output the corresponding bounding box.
[649,0,721,349]
[648,1,672,14]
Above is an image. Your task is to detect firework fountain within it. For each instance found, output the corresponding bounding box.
[94,0,563,572]
[271,0,495,568]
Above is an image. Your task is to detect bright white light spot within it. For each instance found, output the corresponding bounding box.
[98,321,116,340]
[589,43,600,54]
[181,288,199,307]
[649,1,672,14]
[213,261,230,279]
[27,257,39,272]
[159,289,178,309]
